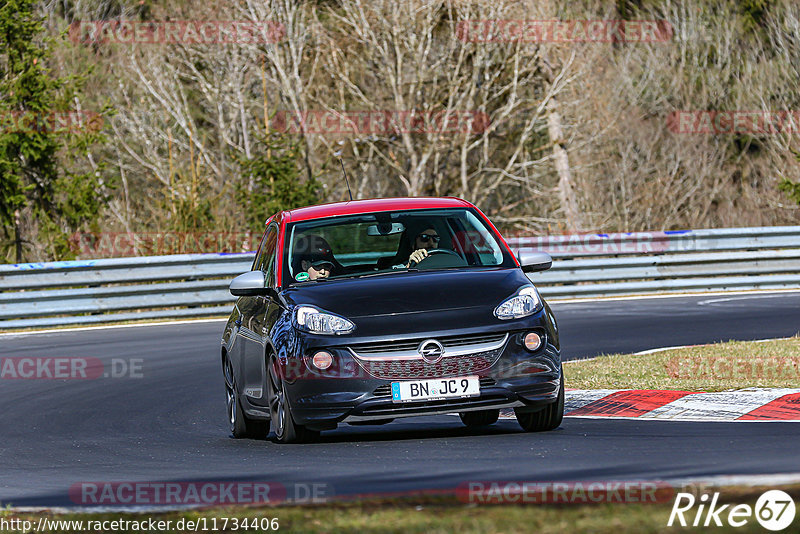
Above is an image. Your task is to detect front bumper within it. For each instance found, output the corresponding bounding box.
[342,375,559,422]
[283,321,562,427]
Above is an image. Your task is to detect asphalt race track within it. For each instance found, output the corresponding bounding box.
[1,291,799,508]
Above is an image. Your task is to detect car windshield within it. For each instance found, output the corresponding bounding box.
[284,208,514,283]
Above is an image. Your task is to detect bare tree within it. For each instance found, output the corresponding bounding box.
[37,0,800,250]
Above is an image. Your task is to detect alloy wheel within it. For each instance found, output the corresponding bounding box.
[268,359,286,439]
[224,357,237,431]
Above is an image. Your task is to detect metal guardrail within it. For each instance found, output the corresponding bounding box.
[2,226,799,329]
[0,254,253,329]
[509,226,800,297]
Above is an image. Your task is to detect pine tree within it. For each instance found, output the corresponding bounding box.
[0,0,108,262]
[236,134,320,231]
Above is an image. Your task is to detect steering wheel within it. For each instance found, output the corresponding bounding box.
[408,249,461,268]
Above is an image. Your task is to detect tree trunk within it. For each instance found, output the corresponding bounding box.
[14,209,23,263]
[546,97,583,232]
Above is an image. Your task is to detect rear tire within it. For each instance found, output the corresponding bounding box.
[224,355,268,439]
[268,357,320,444]
[459,409,500,427]
[515,368,564,432]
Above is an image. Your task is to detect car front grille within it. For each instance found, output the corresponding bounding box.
[350,332,506,355]
[357,349,502,379]
[348,333,508,380]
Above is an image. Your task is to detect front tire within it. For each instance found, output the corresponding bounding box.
[515,367,565,432]
[459,409,499,427]
[224,355,268,439]
[267,357,320,444]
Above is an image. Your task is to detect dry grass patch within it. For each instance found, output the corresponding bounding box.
[565,337,800,392]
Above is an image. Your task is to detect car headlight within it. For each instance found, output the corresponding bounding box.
[494,286,542,320]
[294,306,355,335]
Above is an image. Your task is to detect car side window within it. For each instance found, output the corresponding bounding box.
[252,229,269,271]
[256,225,279,287]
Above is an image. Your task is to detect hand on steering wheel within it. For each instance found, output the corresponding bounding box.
[407,248,429,268]
[407,248,455,268]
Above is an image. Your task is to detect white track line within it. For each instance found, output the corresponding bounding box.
[563,336,797,362]
[549,288,800,305]
[698,293,800,305]
[0,317,227,338]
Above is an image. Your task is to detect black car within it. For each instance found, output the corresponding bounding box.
[221,197,562,443]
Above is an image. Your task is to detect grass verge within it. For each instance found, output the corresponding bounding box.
[565,337,800,391]
[3,485,799,533]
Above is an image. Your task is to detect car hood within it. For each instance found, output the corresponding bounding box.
[281,268,534,335]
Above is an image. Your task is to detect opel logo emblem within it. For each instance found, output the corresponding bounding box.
[418,339,444,364]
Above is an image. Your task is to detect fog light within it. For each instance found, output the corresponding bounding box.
[311,351,333,370]
[523,332,542,352]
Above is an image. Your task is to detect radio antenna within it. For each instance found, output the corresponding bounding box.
[335,151,353,201]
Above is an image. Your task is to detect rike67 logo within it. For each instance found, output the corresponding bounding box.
[668,490,796,530]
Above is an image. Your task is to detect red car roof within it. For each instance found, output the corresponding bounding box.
[283,197,473,223]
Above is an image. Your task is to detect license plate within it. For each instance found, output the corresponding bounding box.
[391,376,480,403]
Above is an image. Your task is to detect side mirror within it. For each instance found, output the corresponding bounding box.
[517,251,553,273]
[229,271,269,296]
